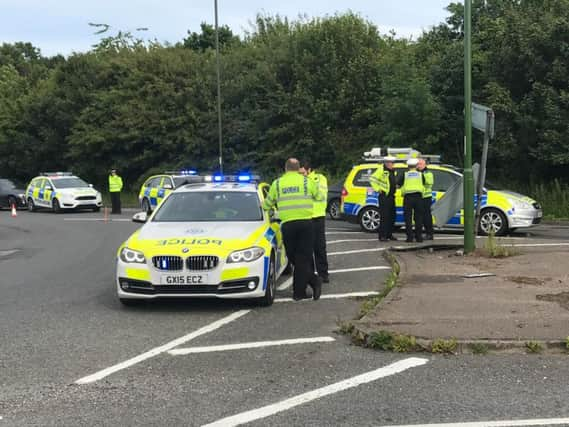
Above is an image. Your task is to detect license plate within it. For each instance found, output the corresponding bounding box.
[537,211,543,218]
[160,274,208,285]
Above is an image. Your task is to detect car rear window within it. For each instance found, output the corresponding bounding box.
[352,167,378,187]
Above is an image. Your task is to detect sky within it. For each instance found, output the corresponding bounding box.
[0,0,452,56]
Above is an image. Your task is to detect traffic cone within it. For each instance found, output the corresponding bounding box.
[11,203,17,218]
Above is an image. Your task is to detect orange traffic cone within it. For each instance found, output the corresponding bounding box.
[11,203,17,218]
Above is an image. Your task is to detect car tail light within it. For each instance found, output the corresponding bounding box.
[341,187,348,199]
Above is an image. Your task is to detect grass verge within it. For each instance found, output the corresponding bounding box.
[482,231,519,258]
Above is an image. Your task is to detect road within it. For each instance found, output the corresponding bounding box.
[1,211,569,427]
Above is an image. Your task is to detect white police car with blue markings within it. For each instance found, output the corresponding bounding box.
[117,174,287,306]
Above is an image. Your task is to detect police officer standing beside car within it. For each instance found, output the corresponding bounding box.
[370,156,398,242]
[300,159,329,283]
[398,158,424,243]
[108,169,123,214]
[417,158,434,240]
[263,158,323,301]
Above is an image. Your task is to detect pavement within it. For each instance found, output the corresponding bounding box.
[2,209,569,426]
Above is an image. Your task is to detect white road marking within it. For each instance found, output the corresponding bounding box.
[75,310,250,384]
[277,277,293,291]
[63,218,131,222]
[330,266,390,274]
[202,357,429,427]
[0,250,18,257]
[168,336,335,355]
[510,242,569,248]
[326,231,362,235]
[327,239,378,244]
[380,418,569,427]
[328,248,387,256]
[275,291,379,303]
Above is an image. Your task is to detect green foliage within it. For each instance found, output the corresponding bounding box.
[392,334,417,353]
[470,342,489,355]
[368,331,394,351]
[483,231,518,258]
[565,336,569,351]
[431,338,458,354]
[525,341,543,354]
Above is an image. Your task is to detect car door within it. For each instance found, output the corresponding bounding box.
[157,176,174,206]
[430,167,462,226]
[36,179,49,207]
[43,179,54,206]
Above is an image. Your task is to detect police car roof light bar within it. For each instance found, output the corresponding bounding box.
[41,171,73,177]
[362,147,441,164]
[164,170,198,176]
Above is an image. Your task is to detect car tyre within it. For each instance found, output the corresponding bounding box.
[479,208,508,236]
[327,198,342,220]
[258,255,276,307]
[27,198,36,212]
[359,206,380,233]
[119,298,143,307]
[52,198,62,213]
[141,198,151,214]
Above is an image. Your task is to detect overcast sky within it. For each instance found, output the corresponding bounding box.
[0,0,451,56]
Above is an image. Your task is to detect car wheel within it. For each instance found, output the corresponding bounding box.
[259,255,276,307]
[119,298,143,307]
[479,208,508,236]
[52,198,62,213]
[141,198,151,214]
[327,198,342,220]
[27,198,36,212]
[359,206,380,233]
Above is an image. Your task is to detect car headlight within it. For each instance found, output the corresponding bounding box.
[119,247,146,264]
[227,247,265,263]
[507,198,532,210]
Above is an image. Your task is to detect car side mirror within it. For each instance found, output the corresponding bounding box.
[132,212,148,223]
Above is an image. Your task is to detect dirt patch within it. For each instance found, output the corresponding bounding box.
[536,292,569,310]
[505,276,545,286]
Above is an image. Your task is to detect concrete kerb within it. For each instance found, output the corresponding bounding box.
[348,244,569,355]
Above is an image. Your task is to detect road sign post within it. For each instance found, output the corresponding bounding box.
[464,0,475,254]
[473,104,495,232]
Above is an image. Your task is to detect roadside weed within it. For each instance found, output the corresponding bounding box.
[483,231,519,258]
[336,320,354,335]
[525,341,543,354]
[431,338,458,354]
[368,331,394,351]
[470,343,489,355]
[392,334,417,352]
[359,296,381,318]
[565,336,569,351]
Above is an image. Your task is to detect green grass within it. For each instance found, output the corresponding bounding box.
[483,231,519,258]
[520,179,569,220]
[525,341,543,354]
[431,338,458,354]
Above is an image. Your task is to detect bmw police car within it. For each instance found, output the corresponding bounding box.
[138,170,201,213]
[341,148,543,236]
[117,174,287,306]
[26,172,103,213]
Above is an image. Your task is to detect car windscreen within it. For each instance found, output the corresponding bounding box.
[152,191,263,222]
[52,178,89,189]
[0,179,17,190]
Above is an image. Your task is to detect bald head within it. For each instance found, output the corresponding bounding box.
[285,158,300,172]
[417,159,427,171]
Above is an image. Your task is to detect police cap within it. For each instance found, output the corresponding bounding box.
[406,158,419,167]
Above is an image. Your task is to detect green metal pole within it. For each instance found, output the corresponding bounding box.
[463,0,475,253]
[214,0,223,174]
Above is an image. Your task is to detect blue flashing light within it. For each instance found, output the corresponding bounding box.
[237,174,252,182]
[213,175,224,182]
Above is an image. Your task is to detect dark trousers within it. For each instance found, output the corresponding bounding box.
[379,193,396,239]
[312,216,328,278]
[282,219,317,298]
[404,193,424,241]
[110,192,122,214]
[423,197,434,235]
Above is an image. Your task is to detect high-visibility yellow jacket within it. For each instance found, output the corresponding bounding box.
[401,170,423,196]
[422,169,434,199]
[369,165,390,194]
[262,171,321,223]
[308,171,328,218]
[109,175,123,193]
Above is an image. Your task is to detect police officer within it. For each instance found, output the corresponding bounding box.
[108,169,123,214]
[398,158,424,243]
[300,159,329,283]
[417,158,434,240]
[370,156,398,242]
[263,158,323,301]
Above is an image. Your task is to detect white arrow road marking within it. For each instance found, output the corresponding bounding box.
[75,310,250,384]
[169,336,335,355]
[202,357,429,427]
[380,418,569,427]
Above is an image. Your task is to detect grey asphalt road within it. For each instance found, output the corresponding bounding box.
[1,211,569,427]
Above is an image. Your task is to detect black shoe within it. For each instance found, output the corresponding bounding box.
[311,277,322,301]
[321,275,330,284]
[293,294,310,301]
[425,234,434,241]
[406,238,414,243]
[388,236,398,241]
[379,237,388,242]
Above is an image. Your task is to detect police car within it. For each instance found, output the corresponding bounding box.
[26,172,103,213]
[341,148,543,236]
[138,170,201,213]
[117,174,287,306]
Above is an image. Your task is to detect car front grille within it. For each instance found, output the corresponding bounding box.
[152,256,184,271]
[76,196,96,200]
[186,256,219,271]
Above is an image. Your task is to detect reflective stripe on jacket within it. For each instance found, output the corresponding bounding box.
[262,171,321,223]
[369,165,390,194]
[308,171,328,218]
[401,170,423,196]
[109,175,123,193]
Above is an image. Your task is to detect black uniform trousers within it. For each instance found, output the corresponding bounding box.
[110,192,122,214]
[378,192,396,239]
[312,216,328,279]
[423,197,434,236]
[404,193,424,241]
[282,219,318,298]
